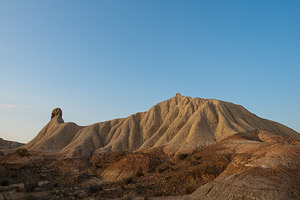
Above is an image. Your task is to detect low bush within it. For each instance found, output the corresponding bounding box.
[0,180,10,186]
[119,175,133,185]
[87,184,102,193]
[23,178,39,192]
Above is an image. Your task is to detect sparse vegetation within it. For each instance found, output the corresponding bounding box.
[143,193,151,200]
[0,179,10,186]
[23,178,39,192]
[52,182,59,188]
[87,184,102,193]
[0,131,297,200]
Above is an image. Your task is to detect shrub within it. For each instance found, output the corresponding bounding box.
[52,182,59,188]
[0,180,10,186]
[121,175,133,185]
[121,193,134,200]
[23,178,39,192]
[144,195,150,200]
[87,184,102,193]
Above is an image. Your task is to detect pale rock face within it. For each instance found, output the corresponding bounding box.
[24,94,300,157]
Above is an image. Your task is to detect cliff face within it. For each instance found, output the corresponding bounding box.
[24,94,300,157]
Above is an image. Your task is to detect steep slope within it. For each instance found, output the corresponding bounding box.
[24,93,300,157]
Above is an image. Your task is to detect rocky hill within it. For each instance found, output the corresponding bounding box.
[24,93,299,157]
[2,94,300,200]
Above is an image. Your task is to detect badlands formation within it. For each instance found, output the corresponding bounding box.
[1,94,300,200]
[24,93,299,157]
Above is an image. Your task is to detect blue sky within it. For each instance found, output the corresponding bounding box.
[0,1,299,143]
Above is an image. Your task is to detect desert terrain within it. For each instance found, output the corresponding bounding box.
[1,94,299,200]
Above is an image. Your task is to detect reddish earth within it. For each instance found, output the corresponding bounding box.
[0,130,300,200]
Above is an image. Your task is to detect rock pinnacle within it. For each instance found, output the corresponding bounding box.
[51,108,62,119]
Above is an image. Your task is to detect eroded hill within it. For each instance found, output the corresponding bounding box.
[24,93,300,157]
[1,130,299,200]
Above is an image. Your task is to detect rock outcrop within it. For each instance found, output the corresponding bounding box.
[51,108,62,119]
[189,130,300,200]
[24,94,300,157]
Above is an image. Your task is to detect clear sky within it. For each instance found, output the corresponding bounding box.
[0,0,299,143]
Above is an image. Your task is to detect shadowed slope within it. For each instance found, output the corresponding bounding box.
[24,94,300,157]
[0,138,24,150]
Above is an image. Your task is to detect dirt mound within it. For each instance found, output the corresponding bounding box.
[24,94,300,157]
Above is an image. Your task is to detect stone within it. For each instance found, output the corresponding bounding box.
[51,108,62,119]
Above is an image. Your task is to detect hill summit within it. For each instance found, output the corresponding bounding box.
[24,94,299,157]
